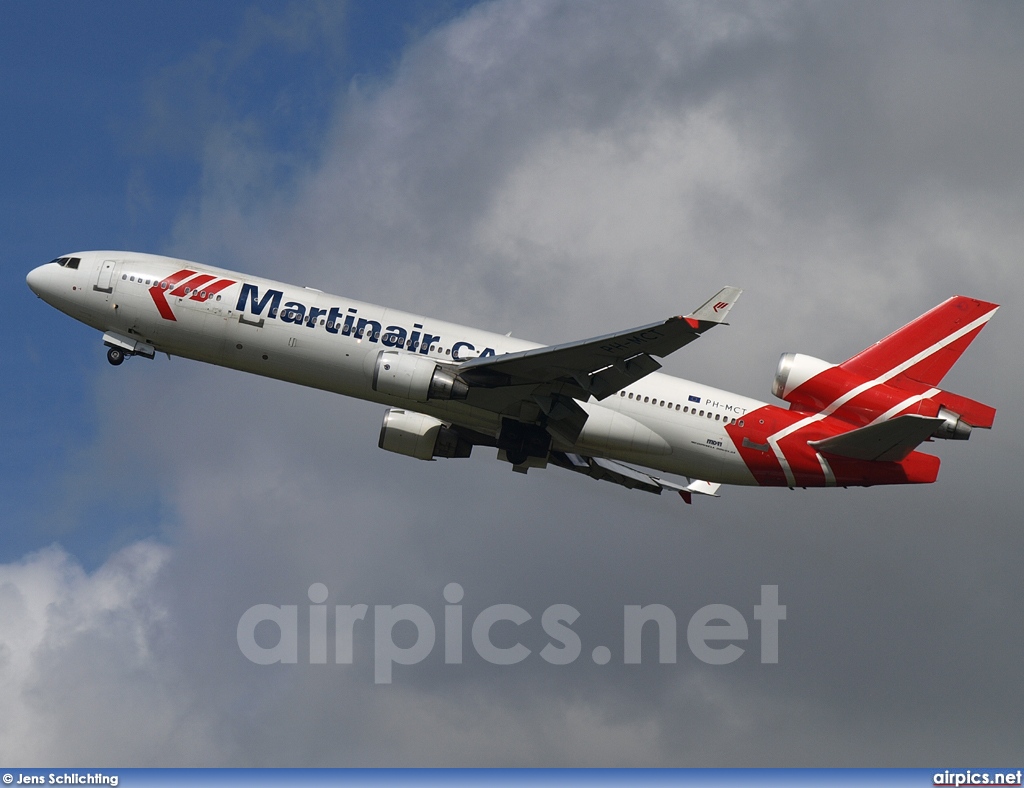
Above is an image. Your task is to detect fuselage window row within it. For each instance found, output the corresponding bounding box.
[121,273,225,302]
[618,390,737,424]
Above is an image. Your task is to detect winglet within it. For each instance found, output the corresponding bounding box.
[686,286,742,326]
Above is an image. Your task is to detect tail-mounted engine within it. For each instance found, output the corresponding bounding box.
[772,352,982,441]
[932,407,972,440]
[372,351,469,402]
[378,408,473,460]
[772,353,835,401]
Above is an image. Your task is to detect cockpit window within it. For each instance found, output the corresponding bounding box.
[66,257,80,269]
[49,256,80,269]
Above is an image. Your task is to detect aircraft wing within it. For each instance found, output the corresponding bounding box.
[549,451,721,504]
[458,286,742,400]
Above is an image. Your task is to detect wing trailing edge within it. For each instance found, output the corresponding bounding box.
[458,285,743,396]
[550,452,720,503]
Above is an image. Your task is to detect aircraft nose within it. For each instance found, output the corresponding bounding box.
[26,264,47,296]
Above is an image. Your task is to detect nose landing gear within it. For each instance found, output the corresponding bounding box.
[102,332,155,366]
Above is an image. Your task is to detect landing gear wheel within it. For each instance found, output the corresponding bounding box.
[505,447,528,466]
[107,347,125,366]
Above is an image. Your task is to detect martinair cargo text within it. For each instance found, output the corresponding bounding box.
[27,253,998,503]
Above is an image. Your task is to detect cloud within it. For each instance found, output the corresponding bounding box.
[0,542,231,765]
[14,0,1024,766]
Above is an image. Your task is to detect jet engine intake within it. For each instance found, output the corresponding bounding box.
[772,353,835,400]
[378,408,473,460]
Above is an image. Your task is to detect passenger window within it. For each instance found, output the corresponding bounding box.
[715,414,721,421]
[675,404,680,411]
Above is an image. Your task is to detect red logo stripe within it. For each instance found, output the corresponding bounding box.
[149,269,197,321]
[190,277,236,301]
[170,274,216,298]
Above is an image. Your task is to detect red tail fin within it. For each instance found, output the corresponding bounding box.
[840,296,999,388]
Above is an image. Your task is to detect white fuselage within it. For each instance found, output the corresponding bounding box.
[27,251,768,485]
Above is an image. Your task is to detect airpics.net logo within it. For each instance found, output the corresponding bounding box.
[237,584,785,684]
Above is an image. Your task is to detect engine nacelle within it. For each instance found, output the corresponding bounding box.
[933,406,972,440]
[372,351,469,402]
[378,409,473,460]
[772,353,835,400]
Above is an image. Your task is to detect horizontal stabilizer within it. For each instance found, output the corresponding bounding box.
[936,390,996,430]
[809,415,944,462]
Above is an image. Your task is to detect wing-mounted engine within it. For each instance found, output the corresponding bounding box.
[372,351,469,402]
[378,408,473,460]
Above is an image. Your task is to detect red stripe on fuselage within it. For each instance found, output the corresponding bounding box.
[725,405,790,486]
[725,404,941,487]
[190,277,236,301]
[148,269,197,321]
[170,274,216,298]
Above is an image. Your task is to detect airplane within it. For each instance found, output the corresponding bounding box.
[26,252,998,503]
